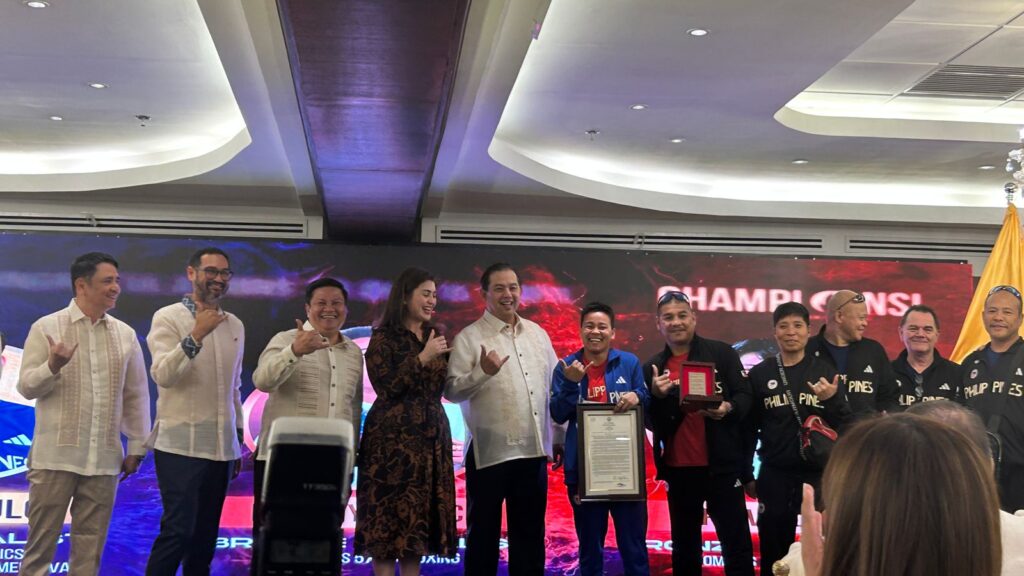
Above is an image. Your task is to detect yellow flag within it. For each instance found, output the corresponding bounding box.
[952,204,1024,362]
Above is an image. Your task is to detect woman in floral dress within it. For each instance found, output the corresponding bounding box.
[355,267,457,576]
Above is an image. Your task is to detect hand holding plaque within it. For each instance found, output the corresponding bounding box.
[680,361,723,409]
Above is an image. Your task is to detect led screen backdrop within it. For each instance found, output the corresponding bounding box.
[0,232,973,575]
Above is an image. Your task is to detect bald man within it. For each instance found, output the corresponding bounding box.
[804,290,899,416]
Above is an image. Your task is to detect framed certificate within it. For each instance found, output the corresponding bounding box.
[577,404,645,501]
[680,361,723,408]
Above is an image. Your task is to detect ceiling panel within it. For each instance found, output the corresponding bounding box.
[895,0,1024,26]
[807,61,937,94]
[847,22,996,64]
[952,27,1024,67]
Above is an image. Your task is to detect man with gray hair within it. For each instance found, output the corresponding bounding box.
[891,305,961,409]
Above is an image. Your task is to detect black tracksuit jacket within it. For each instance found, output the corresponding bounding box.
[746,354,853,472]
[643,334,751,480]
[962,338,1024,468]
[890,349,962,409]
[805,328,899,416]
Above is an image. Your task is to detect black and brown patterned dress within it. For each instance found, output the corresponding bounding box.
[354,324,457,559]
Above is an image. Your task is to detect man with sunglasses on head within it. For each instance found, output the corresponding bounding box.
[891,305,961,409]
[962,284,1024,512]
[805,289,899,416]
[644,291,754,576]
[145,247,245,576]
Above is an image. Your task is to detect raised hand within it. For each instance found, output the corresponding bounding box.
[559,358,593,383]
[800,483,825,576]
[479,345,510,376]
[46,334,78,374]
[810,374,839,401]
[192,308,227,342]
[291,319,330,356]
[651,365,674,398]
[419,330,452,364]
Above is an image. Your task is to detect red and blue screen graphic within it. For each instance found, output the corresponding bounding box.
[0,233,972,574]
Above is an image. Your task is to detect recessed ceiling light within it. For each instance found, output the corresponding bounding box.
[23,1,50,8]
[792,159,809,165]
[687,28,709,37]
[670,137,686,143]
[49,115,63,121]
[87,82,107,89]
[629,104,647,111]
[978,165,996,170]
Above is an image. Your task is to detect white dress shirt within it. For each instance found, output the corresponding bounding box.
[251,322,364,460]
[445,310,559,469]
[147,300,244,461]
[18,299,150,476]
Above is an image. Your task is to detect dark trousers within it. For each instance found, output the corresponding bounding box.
[251,458,266,576]
[567,484,650,576]
[999,463,1024,512]
[463,446,547,576]
[755,465,821,576]
[145,450,231,576]
[252,458,266,536]
[663,466,754,576]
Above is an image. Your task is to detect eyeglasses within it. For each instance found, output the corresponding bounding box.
[834,292,865,311]
[657,290,690,306]
[988,285,1022,302]
[199,267,233,280]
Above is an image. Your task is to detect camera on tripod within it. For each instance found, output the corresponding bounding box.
[254,416,354,576]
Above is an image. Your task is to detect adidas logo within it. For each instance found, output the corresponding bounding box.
[1017,368,1023,377]
[864,365,873,374]
[939,383,950,391]
[2,434,31,447]
[733,479,742,488]
[615,376,627,384]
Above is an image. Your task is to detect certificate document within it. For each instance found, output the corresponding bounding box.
[577,405,645,501]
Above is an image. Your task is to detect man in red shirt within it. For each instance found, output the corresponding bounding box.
[644,291,754,576]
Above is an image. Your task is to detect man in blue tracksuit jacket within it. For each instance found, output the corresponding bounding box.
[550,301,651,576]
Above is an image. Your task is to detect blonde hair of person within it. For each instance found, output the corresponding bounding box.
[820,414,1001,576]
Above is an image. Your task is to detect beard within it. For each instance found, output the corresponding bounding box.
[194,279,227,305]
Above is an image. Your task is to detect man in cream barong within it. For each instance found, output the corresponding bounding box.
[145,246,245,576]
[17,252,150,576]
[250,277,363,539]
